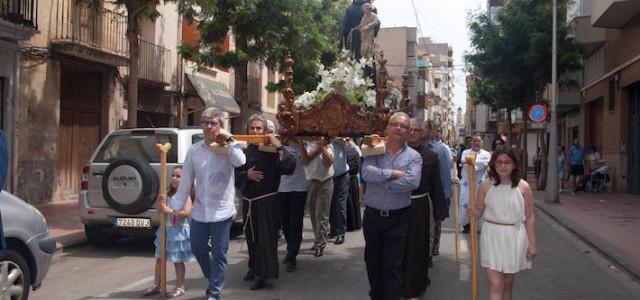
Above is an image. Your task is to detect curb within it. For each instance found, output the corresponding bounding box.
[53,231,87,252]
[534,200,640,282]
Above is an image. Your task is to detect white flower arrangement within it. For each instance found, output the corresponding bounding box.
[294,53,395,111]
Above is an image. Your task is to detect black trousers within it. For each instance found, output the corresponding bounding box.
[363,207,409,300]
[279,191,307,261]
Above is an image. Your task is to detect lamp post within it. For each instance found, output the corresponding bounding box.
[546,0,559,203]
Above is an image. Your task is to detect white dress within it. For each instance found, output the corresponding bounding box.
[480,184,531,273]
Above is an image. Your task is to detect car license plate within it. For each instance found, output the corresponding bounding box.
[115,217,151,228]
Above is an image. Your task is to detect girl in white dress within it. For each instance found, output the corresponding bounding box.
[472,147,536,300]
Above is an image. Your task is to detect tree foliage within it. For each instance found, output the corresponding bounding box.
[465,0,581,112]
[179,0,346,94]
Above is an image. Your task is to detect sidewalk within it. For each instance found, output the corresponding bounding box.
[534,189,640,280]
[35,200,85,250]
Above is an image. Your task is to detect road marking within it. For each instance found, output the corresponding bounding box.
[97,276,154,298]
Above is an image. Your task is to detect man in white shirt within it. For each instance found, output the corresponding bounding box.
[172,107,246,300]
[459,135,491,233]
[299,138,334,257]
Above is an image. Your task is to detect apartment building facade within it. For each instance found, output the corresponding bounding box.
[574,0,640,194]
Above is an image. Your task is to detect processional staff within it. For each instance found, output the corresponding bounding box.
[465,152,479,300]
[155,143,172,297]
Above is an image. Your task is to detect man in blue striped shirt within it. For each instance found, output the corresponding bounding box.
[362,112,422,300]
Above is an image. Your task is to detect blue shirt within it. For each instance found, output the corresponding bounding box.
[569,145,585,166]
[0,131,7,190]
[362,144,422,210]
[429,139,453,199]
[331,141,350,176]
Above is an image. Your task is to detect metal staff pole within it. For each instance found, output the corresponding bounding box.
[465,152,479,300]
[155,143,171,297]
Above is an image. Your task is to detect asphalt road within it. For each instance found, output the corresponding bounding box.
[31,209,640,300]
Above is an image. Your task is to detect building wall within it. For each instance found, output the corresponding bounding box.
[377,27,417,105]
[582,13,640,193]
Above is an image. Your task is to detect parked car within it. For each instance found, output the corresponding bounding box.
[80,128,242,247]
[0,191,56,300]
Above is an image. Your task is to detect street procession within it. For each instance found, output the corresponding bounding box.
[2,0,640,300]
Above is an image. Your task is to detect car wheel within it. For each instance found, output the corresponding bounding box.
[0,249,31,300]
[85,225,120,247]
[101,156,159,215]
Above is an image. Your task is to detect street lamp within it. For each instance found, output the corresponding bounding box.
[546,0,559,203]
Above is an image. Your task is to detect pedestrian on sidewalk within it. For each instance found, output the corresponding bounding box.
[558,146,568,192]
[173,107,246,300]
[362,112,422,300]
[279,137,309,272]
[402,118,446,300]
[569,139,585,194]
[144,166,193,298]
[472,147,536,300]
[299,137,334,257]
[235,114,295,290]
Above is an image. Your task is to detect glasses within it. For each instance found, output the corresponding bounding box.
[388,122,410,130]
[409,128,424,133]
[495,160,513,166]
[202,121,220,128]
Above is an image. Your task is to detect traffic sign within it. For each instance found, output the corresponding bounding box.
[528,104,548,123]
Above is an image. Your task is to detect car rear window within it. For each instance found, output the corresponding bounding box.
[93,132,178,163]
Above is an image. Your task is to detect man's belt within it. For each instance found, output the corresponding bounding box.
[411,192,430,199]
[366,206,409,217]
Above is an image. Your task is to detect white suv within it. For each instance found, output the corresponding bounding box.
[80,128,240,246]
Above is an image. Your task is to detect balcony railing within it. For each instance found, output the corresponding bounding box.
[139,39,171,85]
[51,0,128,58]
[0,0,38,28]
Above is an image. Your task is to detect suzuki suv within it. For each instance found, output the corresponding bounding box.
[80,128,240,246]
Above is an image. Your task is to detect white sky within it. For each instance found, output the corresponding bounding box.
[374,0,486,114]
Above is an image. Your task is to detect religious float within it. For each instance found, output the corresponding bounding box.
[276,52,406,142]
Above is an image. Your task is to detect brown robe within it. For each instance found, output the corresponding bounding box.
[235,144,295,279]
[402,144,446,298]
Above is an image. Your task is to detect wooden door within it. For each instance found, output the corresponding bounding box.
[57,67,102,201]
[629,85,640,195]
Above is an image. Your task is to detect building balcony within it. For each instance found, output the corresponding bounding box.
[1,0,37,28]
[591,0,640,28]
[138,39,172,86]
[571,15,605,55]
[50,0,129,66]
[0,0,37,41]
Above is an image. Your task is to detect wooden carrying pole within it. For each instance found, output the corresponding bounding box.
[466,152,479,300]
[155,143,171,297]
[453,157,460,261]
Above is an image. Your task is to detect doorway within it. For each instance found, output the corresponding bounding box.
[629,84,640,195]
[57,66,103,201]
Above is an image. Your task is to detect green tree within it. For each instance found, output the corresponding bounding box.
[178,0,345,132]
[465,0,581,178]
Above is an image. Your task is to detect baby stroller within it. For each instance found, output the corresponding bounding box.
[581,164,610,192]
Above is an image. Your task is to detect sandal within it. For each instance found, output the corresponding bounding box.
[142,285,160,296]
[168,286,185,298]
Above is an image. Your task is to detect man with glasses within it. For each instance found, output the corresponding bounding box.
[362,112,422,300]
[173,107,246,300]
[401,119,446,299]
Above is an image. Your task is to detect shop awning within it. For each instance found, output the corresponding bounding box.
[185,74,241,115]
